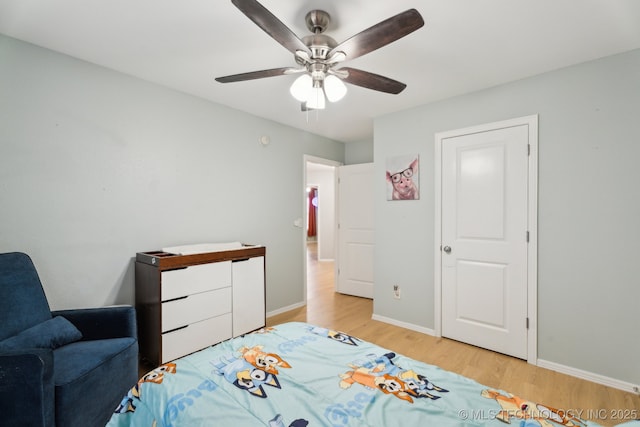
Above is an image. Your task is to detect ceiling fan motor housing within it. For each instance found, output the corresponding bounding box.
[300,34,337,61]
[305,10,330,34]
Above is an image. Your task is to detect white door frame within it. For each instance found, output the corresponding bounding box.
[434,115,538,364]
[303,155,342,305]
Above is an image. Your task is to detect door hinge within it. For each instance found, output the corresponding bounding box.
[526,231,530,242]
[527,144,531,156]
[526,317,530,329]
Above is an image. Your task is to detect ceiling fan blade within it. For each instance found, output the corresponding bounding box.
[338,67,407,94]
[216,67,297,83]
[330,9,424,62]
[231,0,312,56]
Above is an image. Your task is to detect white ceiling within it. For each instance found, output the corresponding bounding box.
[1,1,639,143]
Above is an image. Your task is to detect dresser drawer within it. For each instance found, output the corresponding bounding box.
[161,261,231,301]
[161,287,231,333]
[161,314,232,363]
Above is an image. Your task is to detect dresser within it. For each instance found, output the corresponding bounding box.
[135,243,265,366]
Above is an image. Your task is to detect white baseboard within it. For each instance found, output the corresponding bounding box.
[266,301,306,318]
[371,314,435,336]
[537,359,640,395]
[371,315,639,395]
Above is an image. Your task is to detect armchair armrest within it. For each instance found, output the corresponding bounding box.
[0,349,55,427]
[53,305,137,341]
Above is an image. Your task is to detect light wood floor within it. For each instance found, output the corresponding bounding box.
[267,242,640,427]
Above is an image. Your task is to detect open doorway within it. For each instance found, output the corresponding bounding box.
[303,156,340,304]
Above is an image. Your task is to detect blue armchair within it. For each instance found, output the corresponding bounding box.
[0,252,139,427]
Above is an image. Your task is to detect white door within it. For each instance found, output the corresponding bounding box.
[337,163,374,298]
[440,122,531,359]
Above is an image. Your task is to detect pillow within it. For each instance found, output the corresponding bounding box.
[0,316,82,350]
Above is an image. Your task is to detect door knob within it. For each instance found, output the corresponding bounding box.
[443,246,452,254]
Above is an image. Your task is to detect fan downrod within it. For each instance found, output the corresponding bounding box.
[305,10,330,34]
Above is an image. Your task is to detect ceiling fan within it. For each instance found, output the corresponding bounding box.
[215,0,425,110]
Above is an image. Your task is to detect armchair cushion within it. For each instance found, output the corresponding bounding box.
[54,337,138,427]
[0,316,82,351]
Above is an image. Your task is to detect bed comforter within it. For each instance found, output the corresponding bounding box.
[107,322,638,427]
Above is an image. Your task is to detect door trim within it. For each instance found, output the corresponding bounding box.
[434,115,538,364]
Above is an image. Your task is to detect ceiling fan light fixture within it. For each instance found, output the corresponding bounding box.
[306,82,326,109]
[324,74,347,102]
[290,74,312,102]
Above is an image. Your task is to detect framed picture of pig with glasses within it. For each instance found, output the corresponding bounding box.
[386,154,420,201]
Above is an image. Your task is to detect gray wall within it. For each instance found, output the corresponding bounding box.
[374,48,640,385]
[0,34,344,313]
[344,139,373,164]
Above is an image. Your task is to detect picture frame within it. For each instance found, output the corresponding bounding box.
[386,154,420,201]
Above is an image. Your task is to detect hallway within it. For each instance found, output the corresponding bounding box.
[269,242,373,330]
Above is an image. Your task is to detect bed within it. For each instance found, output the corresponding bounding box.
[107,321,638,427]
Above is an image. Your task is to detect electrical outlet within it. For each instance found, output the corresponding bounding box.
[393,285,401,299]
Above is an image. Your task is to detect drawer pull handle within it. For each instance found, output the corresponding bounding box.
[232,258,250,263]
[163,324,189,334]
[162,295,189,303]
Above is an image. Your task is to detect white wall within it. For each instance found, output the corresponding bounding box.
[374,48,640,386]
[0,34,344,313]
